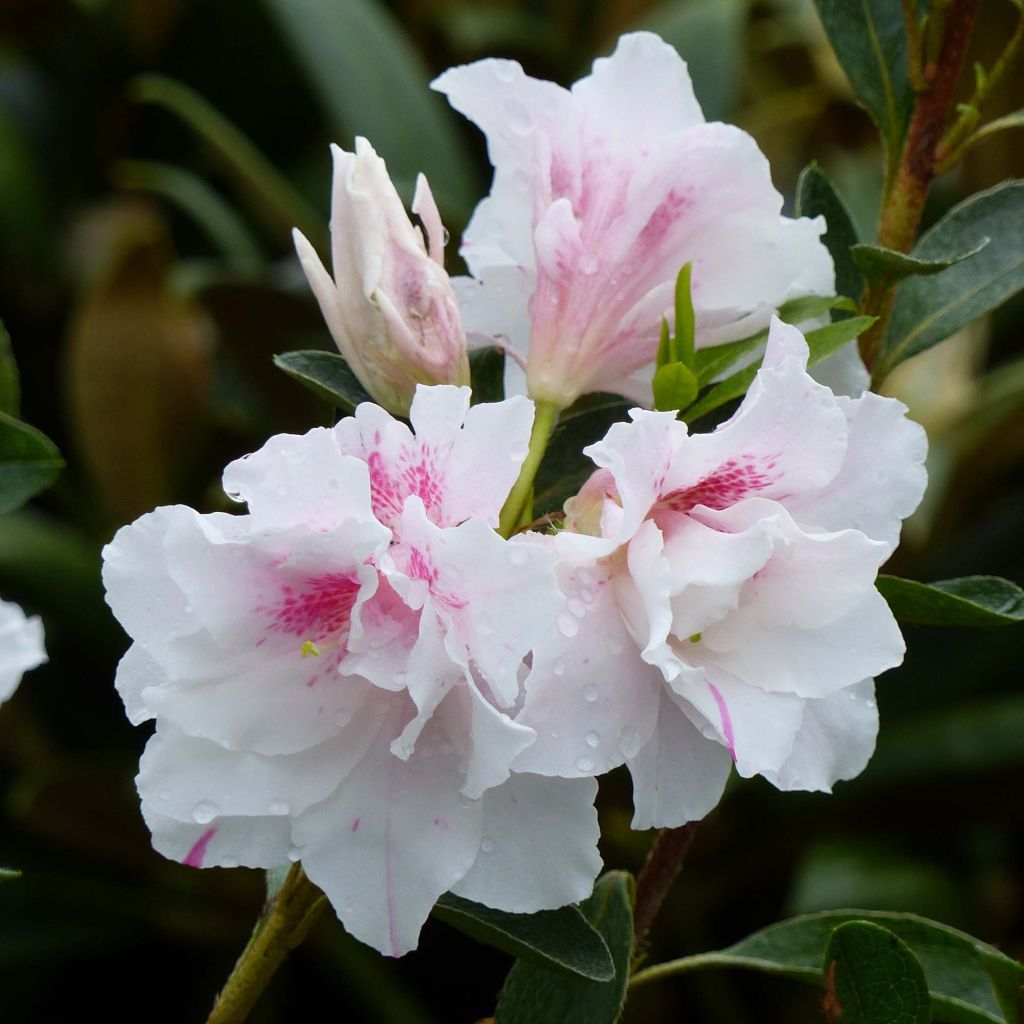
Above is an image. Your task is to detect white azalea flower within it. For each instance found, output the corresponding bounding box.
[0,598,46,703]
[103,385,599,957]
[517,319,927,827]
[434,32,837,408]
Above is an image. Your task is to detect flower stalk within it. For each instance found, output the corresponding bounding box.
[632,822,700,949]
[498,400,558,538]
[207,864,327,1024]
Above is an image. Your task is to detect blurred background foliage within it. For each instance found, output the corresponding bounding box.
[0,0,1021,1020]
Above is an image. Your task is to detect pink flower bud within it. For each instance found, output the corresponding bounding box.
[294,139,470,415]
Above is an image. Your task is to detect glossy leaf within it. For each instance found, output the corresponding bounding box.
[0,413,63,515]
[261,0,477,215]
[796,163,863,305]
[635,910,1024,1024]
[684,316,875,422]
[824,921,930,1024]
[534,398,630,517]
[433,893,614,982]
[273,350,373,413]
[469,347,505,404]
[877,575,1024,628]
[812,1,914,180]
[851,238,989,286]
[880,181,1024,376]
[494,872,635,1024]
[0,319,18,417]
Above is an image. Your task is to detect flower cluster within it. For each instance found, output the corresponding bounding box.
[102,30,927,957]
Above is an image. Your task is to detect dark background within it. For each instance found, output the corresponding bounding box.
[0,0,1021,1020]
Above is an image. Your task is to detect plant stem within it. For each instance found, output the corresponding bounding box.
[859,0,981,373]
[497,400,558,538]
[207,864,327,1024]
[629,951,726,990]
[632,823,700,948]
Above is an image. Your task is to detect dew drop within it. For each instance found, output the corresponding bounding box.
[580,253,599,275]
[619,726,639,754]
[506,545,528,567]
[328,478,340,490]
[158,789,171,802]
[494,61,515,83]
[585,730,600,748]
[276,486,289,498]
[608,636,624,655]
[458,793,474,807]
[567,597,586,619]
[221,856,239,869]
[575,755,595,773]
[580,587,595,605]
[557,612,579,638]
[192,801,218,825]
[287,846,303,863]
[335,710,352,728]
[393,670,408,687]
[503,98,534,135]
[477,611,493,634]
[550,728,560,739]
[480,836,495,854]
[552,657,566,676]
[847,692,858,702]
[866,698,877,710]
[582,683,599,703]
[268,800,290,816]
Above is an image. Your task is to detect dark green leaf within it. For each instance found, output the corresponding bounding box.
[469,347,505,404]
[880,181,1024,376]
[796,163,863,305]
[652,362,698,413]
[0,868,20,884]
[433,893,614,982]
[0,319,18,417]
[851,239,988,286]
[273,350,373,413]
[534,399,630,517]
[812,1,914,180]
[684,316,875,422]
[637,910,1024,1024]
[877,575,1024,628]
[824,921,930,1024]
[0,412,63,515]
[261,0,477,215]
[495,872,635,1024]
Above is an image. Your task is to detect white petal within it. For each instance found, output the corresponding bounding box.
[0,599,45,702]
[143,806,291,870]
[627,689,733,830]
[452,774,601,912]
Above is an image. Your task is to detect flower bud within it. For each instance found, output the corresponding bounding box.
[294,138,470,415]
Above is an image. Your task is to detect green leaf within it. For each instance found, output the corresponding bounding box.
[0,868,20,884]
[469,347,505,404]
[824,921,930,1024]
[851,238,989,286]
[261,0,477,215]
[636,910,1024,1024]
[129,74,325,250]
[812,1,914,181]
[273,350,373,413]
[495,872,635,1024]
[876,575,1024,628]
[674,263,696,369]
[0,412,64,515]
[880,181,1024,376]
[796,163,863,305]
[652,362,698,413]
[534,399,630,517]
[433,893,614,982]
[684,316,875,422]
[958,108,1024,157]
[0,319,19,417]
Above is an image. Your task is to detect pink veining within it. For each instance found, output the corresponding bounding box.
[659,455,777,514]
[351,817,361,833]
[707,682,736,762]
[182,827,217,868]
[261,572,360,640]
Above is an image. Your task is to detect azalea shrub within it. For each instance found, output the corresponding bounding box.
[1,2,1024,1023]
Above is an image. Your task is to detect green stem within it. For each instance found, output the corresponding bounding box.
[207,864,327,1024]
[498,401,558,538]
[629,951,734,990]
[632,822,700,950]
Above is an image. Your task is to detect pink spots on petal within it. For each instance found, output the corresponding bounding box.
[637,188,691,250]
[660,455,777,514]
[433,817,449,829]
[707,682,736,762]
[368,451,405,525]
[351,817,361,832]
[406,547,439,586]
[261,572,361,640]
[183,827,217,868]
[400,446,445,521]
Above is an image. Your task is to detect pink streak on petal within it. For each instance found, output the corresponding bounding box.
[351,817,361,832]
[707,682,736,762]
[183,827,217,868]
[660,454,779,514]
[260,572,361,640]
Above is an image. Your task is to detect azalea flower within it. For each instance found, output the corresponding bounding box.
[102,386,599,957]
[293,139,470,416]
[0,598,46,703]
[515,319,927,828]
[433,32,838,409]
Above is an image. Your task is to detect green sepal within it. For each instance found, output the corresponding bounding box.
[652,362,699,413]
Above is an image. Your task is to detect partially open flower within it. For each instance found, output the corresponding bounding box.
[434,32,837,408]
[294,139,470,416]
[0,598,46,703]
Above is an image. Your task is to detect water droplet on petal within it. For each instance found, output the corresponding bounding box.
[550,728,560,739]
[221,856,239,869]
[619,726,639,754]
[393,670,408,687]
[575,755,595,773]
[847,692,858,702]
[505,545,528,567]
[480,836,495,853]
[585,730,600,748]
[335,710,352,728]
[567,597,586,619]
[552,657,566,676]
[287,846,303,863]
[557,612,579,638]
[582,683,599,703]
[580,253,599,275]
[494,62,515,83]
[276,486,289,498]
[866,698,877,710]
[268,800,290,816]
[328,478,339,490]
[503,98,534,135]
[192,801,218,825]
[608,636,624,655]
[458,793,474,808]
[158,790,171,801]
[580,588,595,605]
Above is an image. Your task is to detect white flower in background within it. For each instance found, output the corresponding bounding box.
[294,139,470,416]
[434,32,838,409]
[516,319,927,828]
[0,598,46,703]
[102,386,599,957]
